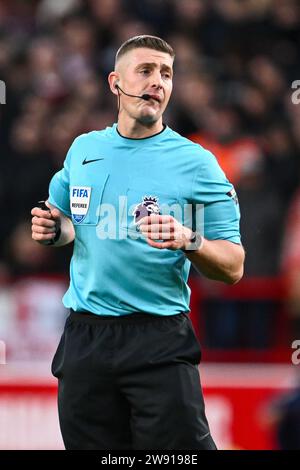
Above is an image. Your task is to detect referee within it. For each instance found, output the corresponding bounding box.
[31,35,244,450]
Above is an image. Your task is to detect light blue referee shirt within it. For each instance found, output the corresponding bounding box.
[48,123,241,316]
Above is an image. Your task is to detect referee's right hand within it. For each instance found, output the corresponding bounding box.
[31,201,61,245]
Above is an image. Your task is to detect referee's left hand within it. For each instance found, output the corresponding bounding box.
[138,215,193,251]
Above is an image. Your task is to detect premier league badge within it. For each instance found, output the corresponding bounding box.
[132,196,161,226]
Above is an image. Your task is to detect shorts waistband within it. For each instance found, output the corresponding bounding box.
[69,309,187,325]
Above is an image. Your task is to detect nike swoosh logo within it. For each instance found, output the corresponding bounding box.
[82,157,104,165]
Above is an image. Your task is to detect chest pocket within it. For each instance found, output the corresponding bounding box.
[120,186,182,235]
[70,174,109,226]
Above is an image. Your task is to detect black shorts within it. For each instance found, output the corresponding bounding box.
[51,310,217,450]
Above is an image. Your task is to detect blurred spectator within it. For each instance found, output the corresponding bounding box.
[2,113,56,233]
[36,0,82,26]
[281,187,300,339]
[273,388,300,449]
[265,370,300,450]
[58,15,97,86]
[260,122,299,205]
[3,221,71,277]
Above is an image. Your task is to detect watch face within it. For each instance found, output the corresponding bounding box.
[183,233,203,252]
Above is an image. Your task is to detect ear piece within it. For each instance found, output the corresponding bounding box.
[114,82,119,90]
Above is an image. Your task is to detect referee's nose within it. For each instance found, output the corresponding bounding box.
[150,70,164,91]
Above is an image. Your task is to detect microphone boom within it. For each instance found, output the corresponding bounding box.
[116,85,151,101]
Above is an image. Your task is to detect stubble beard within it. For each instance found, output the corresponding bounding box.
[136,106,162,126]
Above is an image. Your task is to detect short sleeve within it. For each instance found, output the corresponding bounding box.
[193,150,241,244]
[48,145,72,218]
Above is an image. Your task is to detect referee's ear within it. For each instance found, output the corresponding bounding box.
[108,72,119,96]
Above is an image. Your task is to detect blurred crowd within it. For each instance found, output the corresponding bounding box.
[0,0,300,345]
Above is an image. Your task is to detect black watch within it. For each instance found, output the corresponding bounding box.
[182,232,203,253]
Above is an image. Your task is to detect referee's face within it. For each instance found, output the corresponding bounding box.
[113,47,173,125]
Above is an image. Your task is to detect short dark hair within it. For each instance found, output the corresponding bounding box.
[115,35,175,65]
